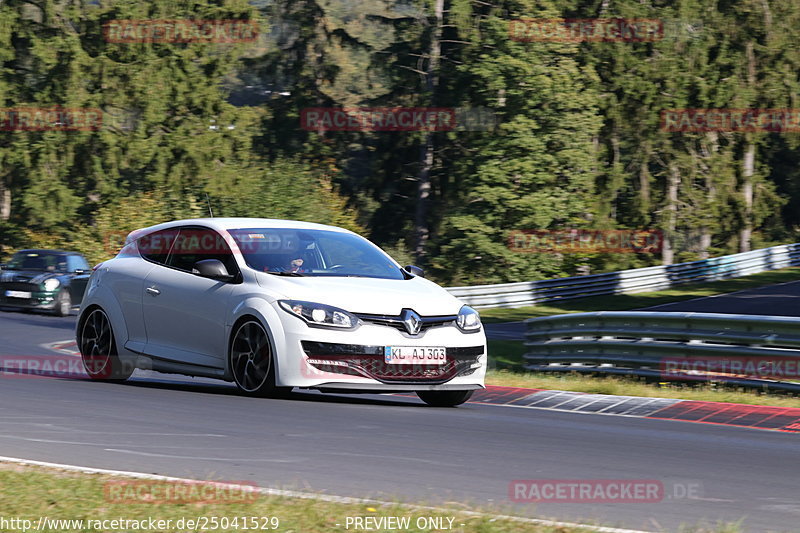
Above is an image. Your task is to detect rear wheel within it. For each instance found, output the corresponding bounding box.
[416,390,474,407]
[230,320,290,398]
[54,289,71,317]
[79,308,133,381]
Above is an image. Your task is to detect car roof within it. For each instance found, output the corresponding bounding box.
[131,218,354,238]
[14,249,79,256]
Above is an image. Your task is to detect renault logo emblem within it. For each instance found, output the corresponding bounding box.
[400,309,422,335]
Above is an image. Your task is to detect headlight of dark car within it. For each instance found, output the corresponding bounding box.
[42,278,60,292]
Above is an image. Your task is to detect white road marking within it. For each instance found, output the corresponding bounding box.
[102,449,303,462]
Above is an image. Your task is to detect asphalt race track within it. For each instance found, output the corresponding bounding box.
[644,278,800,315]
[1,304,799,532]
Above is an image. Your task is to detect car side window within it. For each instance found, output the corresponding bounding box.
[138,228,180,265]
[168,227,239,277]
[66,255,90,272]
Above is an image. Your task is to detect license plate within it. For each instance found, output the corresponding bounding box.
[384,346,446,365]
[5,290,31,299]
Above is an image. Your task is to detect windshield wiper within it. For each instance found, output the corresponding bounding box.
[266,271,305,277]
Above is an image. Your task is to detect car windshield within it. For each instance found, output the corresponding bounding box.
[5,252,67,272]
[228,228,405,280]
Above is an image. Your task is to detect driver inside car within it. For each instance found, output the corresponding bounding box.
[260,255,307,273]
[287,257,306,273]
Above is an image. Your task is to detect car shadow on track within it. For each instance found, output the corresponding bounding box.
[115,377,423,407]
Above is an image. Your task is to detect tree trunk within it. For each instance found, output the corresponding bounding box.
[699,131,719,260]
[740,140,755,252]
[415,135,434,260]
[0,180,9,220]
[739,42,756,253]
[414,0,444,262]
[639,141,651,222]
[699,230,711,259]
[662,163,680,265]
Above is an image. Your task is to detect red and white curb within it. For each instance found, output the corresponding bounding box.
[41,339,80,356]
[471,386,800,433]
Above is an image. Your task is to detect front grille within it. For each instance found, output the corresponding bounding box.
[355,312,457,334]
[0,281,39,305]
[1,282,38,292]
[302,341,483,384]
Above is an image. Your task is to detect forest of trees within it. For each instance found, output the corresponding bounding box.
[0,0,798,286]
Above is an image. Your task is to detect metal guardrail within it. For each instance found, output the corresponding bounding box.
[446,243,800,309]
[524,311,800,392]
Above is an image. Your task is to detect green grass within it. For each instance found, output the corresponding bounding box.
[0,465,644,533]
[481,267,800,407]
[479,266,800,323]
[0,464,743,533]
[486,339,528,370]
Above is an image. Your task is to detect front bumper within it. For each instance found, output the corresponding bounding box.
[273,309,487,390]
[302,341,483,385]
[0,286,58,310]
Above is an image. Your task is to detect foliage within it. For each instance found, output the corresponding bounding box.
[1,0,799,285]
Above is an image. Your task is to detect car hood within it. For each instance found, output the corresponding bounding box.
[0,270,64,285]
[255,273,463,316]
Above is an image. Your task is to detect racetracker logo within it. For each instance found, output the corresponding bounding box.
[104,480,259,504]
[508,18,663,42]
[661,109,800,133]
[300,107,496,132]
[508,229,663,254]
[661,357,800,381]
[0,355,88,379]
[103,19,259,43]
[0,107,102,131]
[510,480,664,503]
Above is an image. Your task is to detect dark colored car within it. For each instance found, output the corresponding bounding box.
[0,249,91,316]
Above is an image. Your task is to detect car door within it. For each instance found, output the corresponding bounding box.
[141,226,237,368]
[116,227,179,354]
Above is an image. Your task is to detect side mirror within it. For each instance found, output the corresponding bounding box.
[193,259,235,282]
[404,265,424,278]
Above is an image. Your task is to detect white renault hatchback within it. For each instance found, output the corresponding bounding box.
[77,218,486,406]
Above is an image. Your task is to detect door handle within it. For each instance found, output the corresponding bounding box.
[145,286,160,296]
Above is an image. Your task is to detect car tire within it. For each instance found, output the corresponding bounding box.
[229,319,291,398]
[54,289,71,317]
[416,389,474,407]
[79,308,134,382]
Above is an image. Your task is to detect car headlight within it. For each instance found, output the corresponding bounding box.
[456,305,482,332]
[42,279,60,292]
[279,300,360,329]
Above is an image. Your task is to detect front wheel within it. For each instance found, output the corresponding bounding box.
[79,308,134,381]
[230,320,291,398]
[54,289,71,317]
[416,390,474,407]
